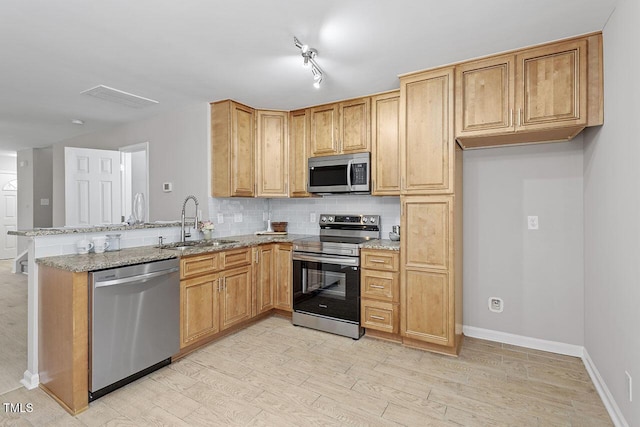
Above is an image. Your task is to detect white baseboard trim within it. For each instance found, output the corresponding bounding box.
[583,349,629,427]
[462,325,584,357]
[20,370,39,390]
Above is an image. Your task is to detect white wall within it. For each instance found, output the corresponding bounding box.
[583,0,640,424]
[51,102,210,226]
[463,140,584,346]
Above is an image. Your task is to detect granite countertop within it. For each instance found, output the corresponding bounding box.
[361,239,401,251]
[36,233,310,272]
[10,222,182,237]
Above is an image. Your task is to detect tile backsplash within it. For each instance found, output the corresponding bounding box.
[207,195,401,238]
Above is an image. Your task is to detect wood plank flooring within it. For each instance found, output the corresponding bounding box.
[0,316,612,426]
[0,260,27,395]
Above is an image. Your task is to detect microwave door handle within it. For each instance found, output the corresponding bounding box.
[346,159,353,190]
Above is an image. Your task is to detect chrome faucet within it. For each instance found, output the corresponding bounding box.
[181,195,199,242]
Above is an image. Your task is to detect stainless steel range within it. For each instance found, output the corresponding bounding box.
[292,214,381,339]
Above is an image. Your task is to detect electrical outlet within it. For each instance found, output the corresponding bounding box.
[263,212,268,221]
[626,371,633,402]
[528,216,539,230]
[488,297,504,313]
[234,213,243,223]
[217,213,224,224]
[310,213,316,222]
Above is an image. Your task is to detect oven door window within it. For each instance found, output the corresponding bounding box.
[293,258,360,322]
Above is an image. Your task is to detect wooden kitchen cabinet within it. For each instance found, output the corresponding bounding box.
[455,34,603,148]
[289,109,311,197]
[400,67,455,194]
[256,110,289,197]
[180,273,220,346]
[309,97,370,157]
[274,243,293,311]
[254,244,275,314]
[400,194,462,354]
[371,91,401,195]
[211,100,255,197]
[220,264,253,330]
[360,249,400,336]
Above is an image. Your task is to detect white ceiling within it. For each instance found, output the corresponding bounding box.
[1,0,617,151]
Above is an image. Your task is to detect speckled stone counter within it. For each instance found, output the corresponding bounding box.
[361,239,401,251]
[36,233,311,272]
[9,222,181,237]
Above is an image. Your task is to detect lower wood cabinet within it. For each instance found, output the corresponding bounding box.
[254,244,275,314]
[180,248,252,349]
[274,243,293,311]
[360,249,400,336]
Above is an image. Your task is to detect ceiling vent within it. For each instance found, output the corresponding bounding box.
[80,85,159,108]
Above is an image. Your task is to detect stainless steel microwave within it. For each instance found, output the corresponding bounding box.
[307,152,370,194]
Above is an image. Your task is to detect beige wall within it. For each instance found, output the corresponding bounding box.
[583,0,640,424]
[51,102,210,226]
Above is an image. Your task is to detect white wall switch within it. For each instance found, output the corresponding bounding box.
[528,216,539,230]
[162,182,172,192]
[40,198,49,206]
[217,213,224,224]
[234,213,243,223]
[310,213,316,222]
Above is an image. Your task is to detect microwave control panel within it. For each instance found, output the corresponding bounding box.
[352,163,367,185]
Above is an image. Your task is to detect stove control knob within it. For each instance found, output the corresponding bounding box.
[369,217,376,223]
[362,217,368,223]
[328,216,334,222]
[320,216,327,222]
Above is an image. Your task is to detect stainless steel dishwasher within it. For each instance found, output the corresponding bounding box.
[89,258,180,401]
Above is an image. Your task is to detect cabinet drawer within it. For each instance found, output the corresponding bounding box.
[361,270,399,302]
[361,299,398,334]
[361,250,399,271]
[180,253,220,279]
[222,248,252,269]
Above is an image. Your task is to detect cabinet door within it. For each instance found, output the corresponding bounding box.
[400,67,455,194]
[256,110,288,197]
[231,102,255,197]
[255,245,275,314]
[310,103,340,156]
[371,92,400,195]
[180,274,220,348]
[274,244,293,311]
[516,39,587,130]
[289,109,311,197]
[455,55,515,137]
[401,195,455,347]
[340,97,371,154]
[220,265,253,330]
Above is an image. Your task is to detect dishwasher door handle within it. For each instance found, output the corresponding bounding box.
[94,267,179,288]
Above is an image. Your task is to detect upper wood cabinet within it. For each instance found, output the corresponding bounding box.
[211,100,255,197]
[289,109,311,197]
[256,110,289,197]
[371,91,400,196]
[455,34,602,148]
[400,67,455,195]
[310,97,371,157]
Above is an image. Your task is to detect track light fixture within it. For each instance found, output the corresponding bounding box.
[294,36,324,88]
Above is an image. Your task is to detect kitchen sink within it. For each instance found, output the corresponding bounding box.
[159,239,237,250]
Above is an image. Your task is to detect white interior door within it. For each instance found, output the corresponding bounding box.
[0,173,17,259]
[65,147,121,226]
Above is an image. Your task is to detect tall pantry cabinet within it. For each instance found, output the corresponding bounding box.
[399,66,463,355]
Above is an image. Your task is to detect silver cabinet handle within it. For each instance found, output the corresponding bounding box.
[293,253,359,266]
[370,284,385,289]
[370,315,385,321]
[369,259,386,264]
[509,109,513,127]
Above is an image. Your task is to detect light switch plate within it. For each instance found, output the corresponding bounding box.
[217,213,224,224]
[234,213,243,223]
[40,198,49,206]
[528,216,539,230]
[162,182,172,192]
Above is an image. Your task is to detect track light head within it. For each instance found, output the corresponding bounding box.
[294,36,324,88]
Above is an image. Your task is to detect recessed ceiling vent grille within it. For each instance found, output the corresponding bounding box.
[80,85,159,108]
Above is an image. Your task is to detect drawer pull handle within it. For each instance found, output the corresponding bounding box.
[370,315,386,321]
[370,284,385,289]
[369,259,386,263]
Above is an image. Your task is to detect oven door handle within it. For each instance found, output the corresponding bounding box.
[293,253,359,267]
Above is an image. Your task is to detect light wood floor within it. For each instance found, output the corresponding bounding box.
[0,316,611,426]
[0,259,27,395]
